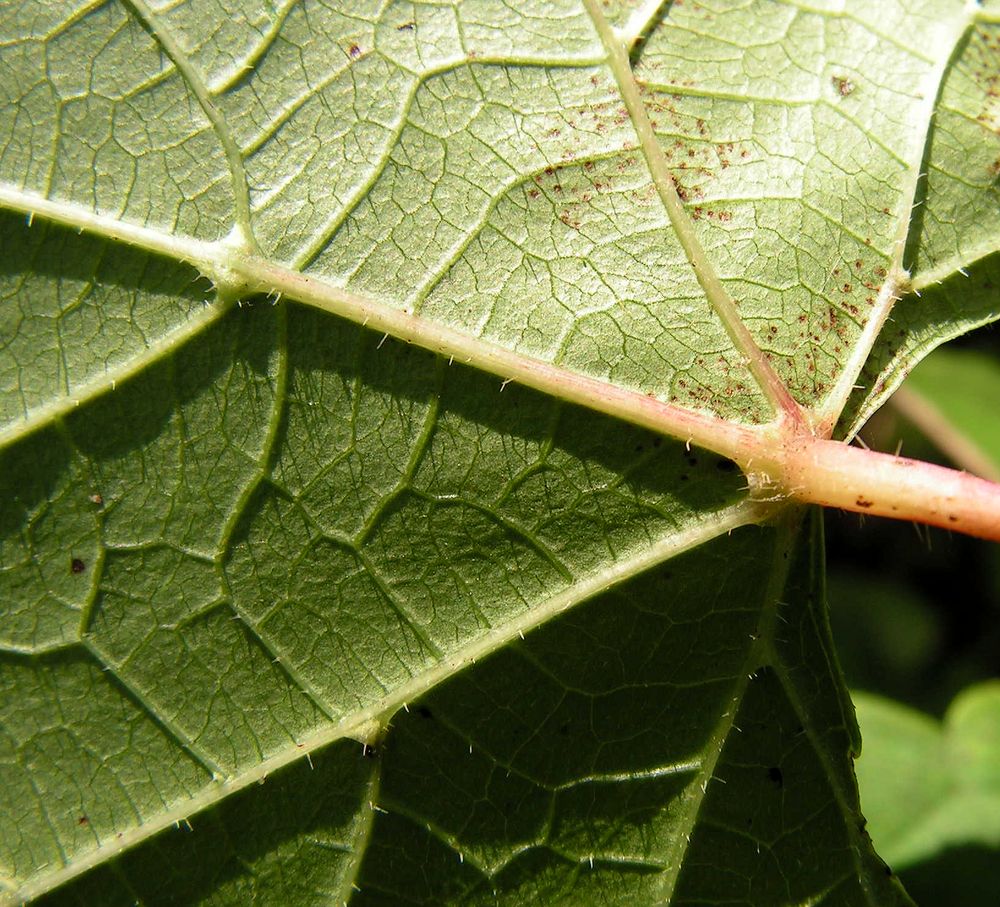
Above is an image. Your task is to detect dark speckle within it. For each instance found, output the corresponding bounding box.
[416,705,433,719]
[767,766,784,788]
[71,558,86,575]
[855,497,874,509]
[715,457,738,473]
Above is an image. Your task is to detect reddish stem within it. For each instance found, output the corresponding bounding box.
[777,439,1000,542]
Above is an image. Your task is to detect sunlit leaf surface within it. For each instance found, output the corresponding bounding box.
[2,1,997,903]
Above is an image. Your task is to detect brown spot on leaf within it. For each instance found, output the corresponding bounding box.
[833,75,855,96]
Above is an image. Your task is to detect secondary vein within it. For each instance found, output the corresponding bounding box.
[581,0,808,431]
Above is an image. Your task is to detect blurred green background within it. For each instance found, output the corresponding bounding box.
[828,329,1000,907]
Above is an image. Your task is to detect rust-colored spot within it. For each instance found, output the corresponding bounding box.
[832,75,855,96]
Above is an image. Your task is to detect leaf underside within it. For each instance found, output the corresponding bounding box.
[1,0,997,904]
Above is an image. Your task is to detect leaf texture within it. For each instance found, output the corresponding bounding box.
[2,0,997,903]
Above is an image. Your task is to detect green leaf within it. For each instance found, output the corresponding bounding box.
[1,1,997,903]
[855,683,1000,867]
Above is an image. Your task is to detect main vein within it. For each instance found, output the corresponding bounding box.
[10,499,771,905]
[0,185,767,466]
[581,0,808,432]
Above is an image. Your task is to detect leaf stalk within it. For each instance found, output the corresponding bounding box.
[761,438,1000,542]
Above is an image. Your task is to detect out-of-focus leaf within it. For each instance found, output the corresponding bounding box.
[855,682,1000,869]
